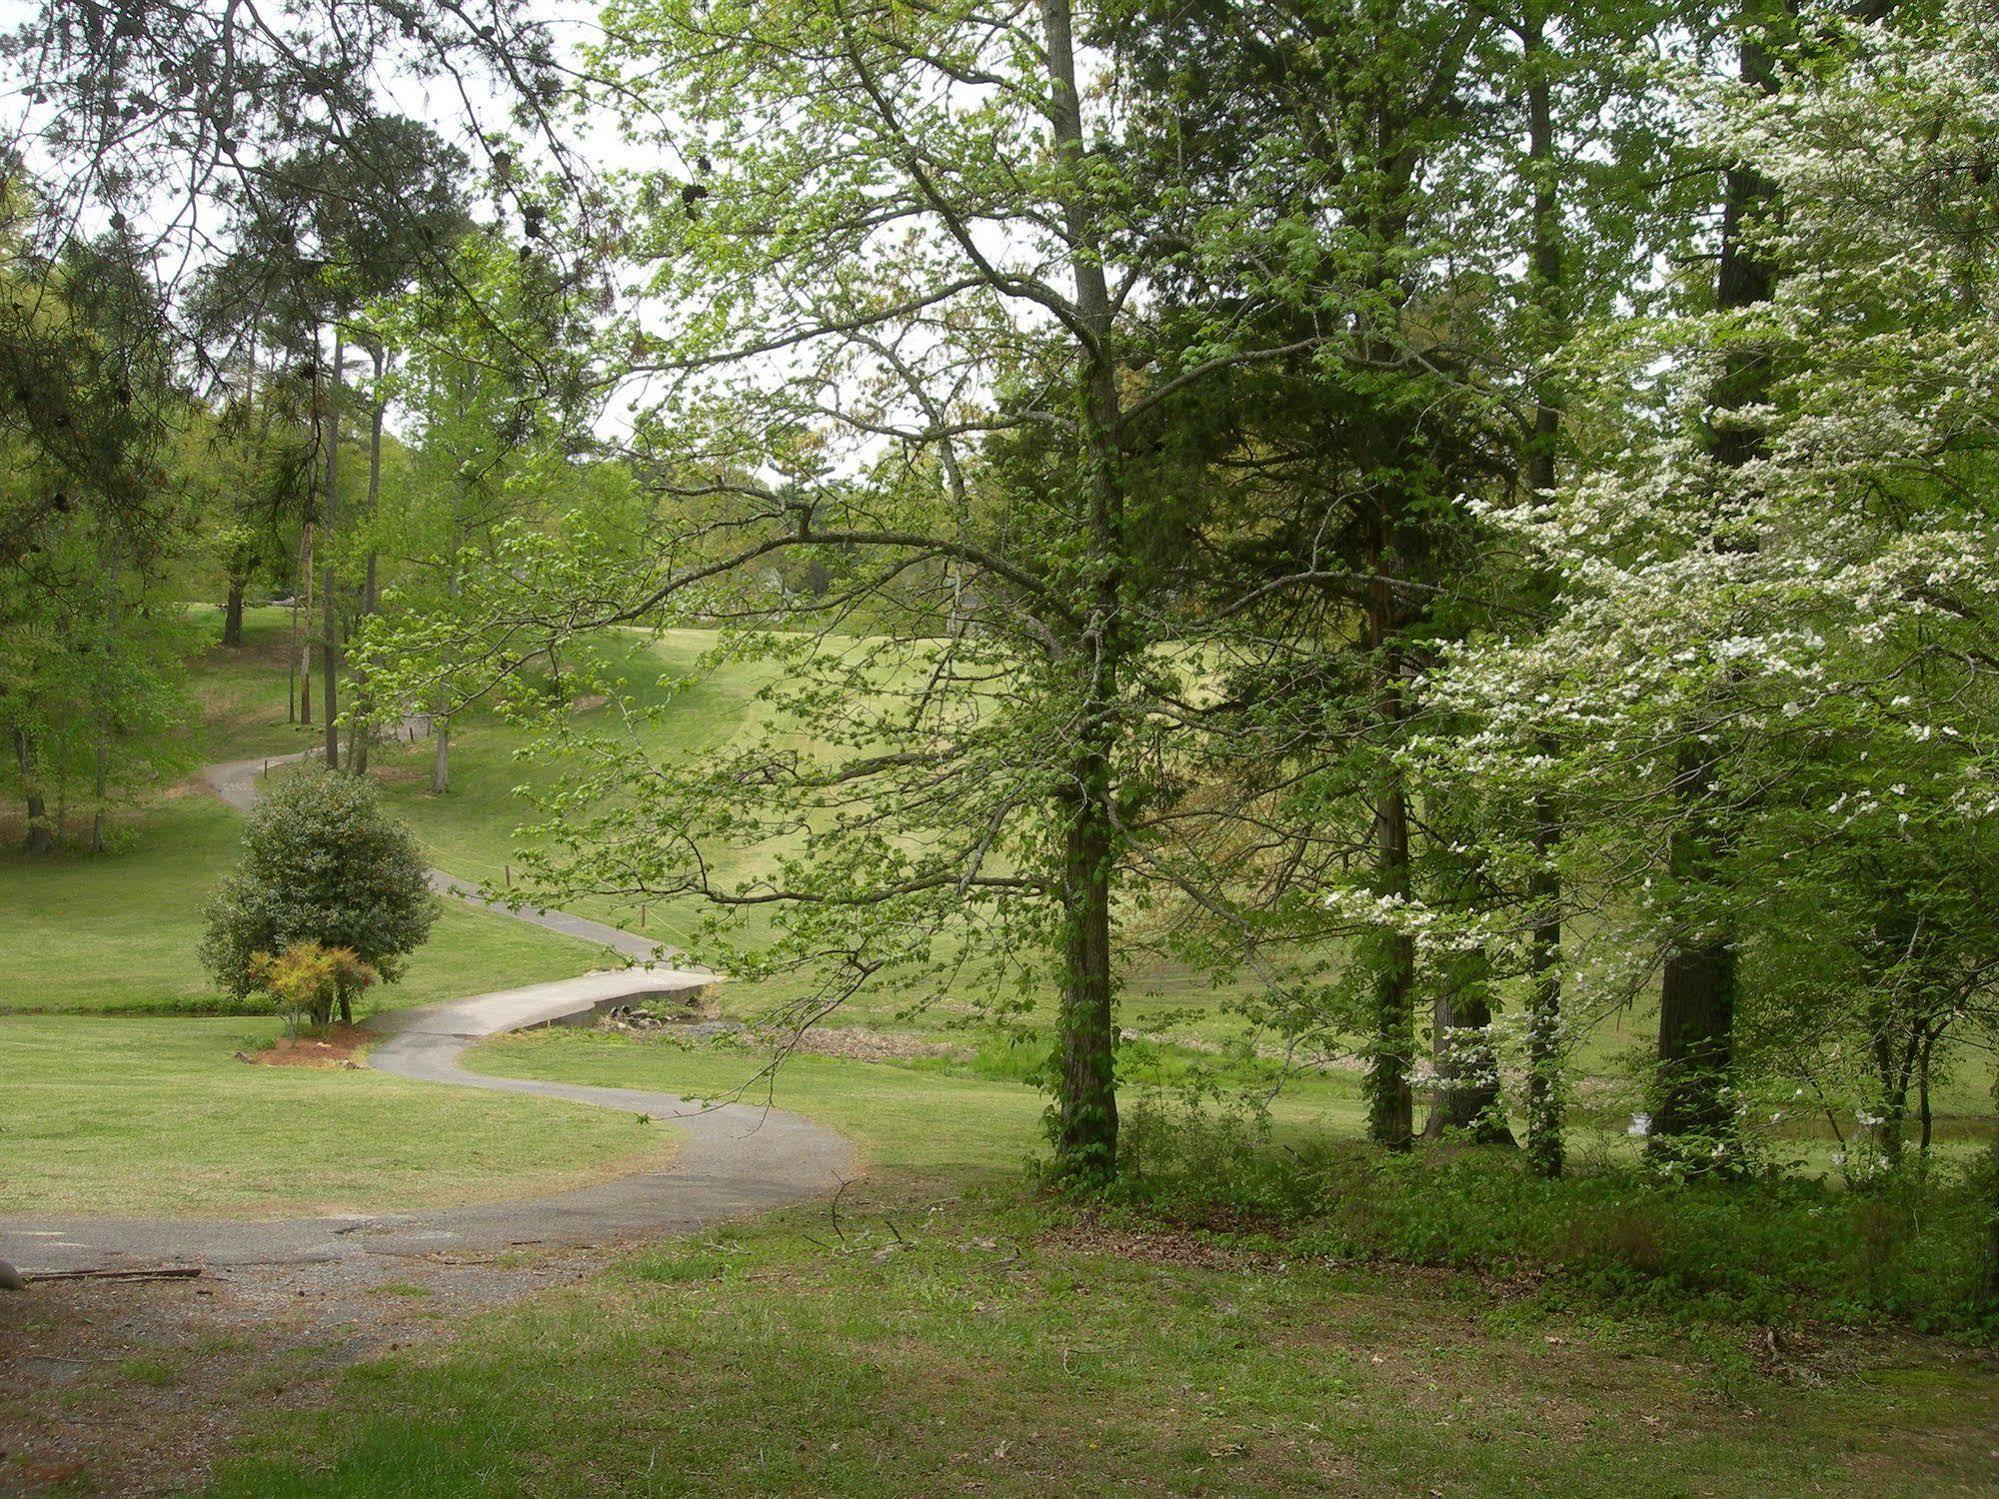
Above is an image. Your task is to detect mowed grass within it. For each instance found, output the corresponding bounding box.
[474,1028,1051,1177]
[185,603,331,761]
[469,1027,1371,1179]
[0,792,617,1016]
[203,1036,1999,1499]
[0,1015,679,1217]
[205,1218,1999,1498]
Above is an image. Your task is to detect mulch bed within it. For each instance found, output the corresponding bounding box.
[238,1023,373,1068]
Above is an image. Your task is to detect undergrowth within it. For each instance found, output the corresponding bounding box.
[1104,1096,1999,1336]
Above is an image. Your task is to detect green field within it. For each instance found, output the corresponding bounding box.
[0,793,615,1017]
[0,1015,676,1217]
[193,1022,1999,1496]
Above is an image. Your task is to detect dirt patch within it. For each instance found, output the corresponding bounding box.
[774,1026,961,1064]
[237,1024,374,1069]
[571,693,608,713]
[1041,1219,1288,1273]
[0,1243,615,1496]
[197,630,295,669]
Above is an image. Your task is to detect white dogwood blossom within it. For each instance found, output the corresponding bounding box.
[1384,3,1999,1153]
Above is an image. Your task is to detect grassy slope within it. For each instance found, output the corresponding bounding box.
[186,603,331,761]
[0,605,620,1016]
[368,625,1996,1148]
[0,792,614,1016]
[0,1015,678,1217]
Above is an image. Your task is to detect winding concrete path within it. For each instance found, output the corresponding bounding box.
[0,756,853,1277]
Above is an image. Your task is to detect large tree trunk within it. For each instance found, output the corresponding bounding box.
[1649,13,1779,1170]
[1916,1025,1936,1158]
[431,718,450,794]
[1368,786,1416,1151]
[1424,948,1511,1143]
[1040,0,1125,1185]
[1652,885,1741,1148]
[298,524,313,728]
[1525,791,1565,1175]
[1364,540,1416,1151]
[1522,8,1567,1177]
[89,743,108,854]
[1053,757,1119,1184]
[90,545,121,855]
[431,553,460,795]
[221,580,246,647]
[13,726,54,854]
[321,332,343,771]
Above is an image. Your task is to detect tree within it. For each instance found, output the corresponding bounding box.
[1419,0,1999,1182]
[253,941,378,1034]
[198,116,472,770]
[359,217,611,792]
[200,769,435,1006]
[367,0,1402,1185]
[0,224,195,851]
[1097,0,1528,1151]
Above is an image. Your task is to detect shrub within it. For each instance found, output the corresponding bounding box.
[200,769,434,1013]
[252,941,378,1036]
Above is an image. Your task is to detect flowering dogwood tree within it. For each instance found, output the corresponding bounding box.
[1417,1,1999,1173]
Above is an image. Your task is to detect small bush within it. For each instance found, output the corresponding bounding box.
[252,941,378,1035]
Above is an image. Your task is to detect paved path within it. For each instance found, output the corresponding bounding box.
[1,969,852,1275]
[0,757,851,1277]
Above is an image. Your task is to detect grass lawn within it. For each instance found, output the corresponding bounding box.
[469,1027,1384,1179]
[182,1023,1999,1496]
[185,603,331,761]
[0,1015,678,1217]
[0,792,618,1016]
[202,1202,1999,1497]
[475,1028,1054,1178]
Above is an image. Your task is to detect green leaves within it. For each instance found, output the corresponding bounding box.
[200,770,435,1000]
